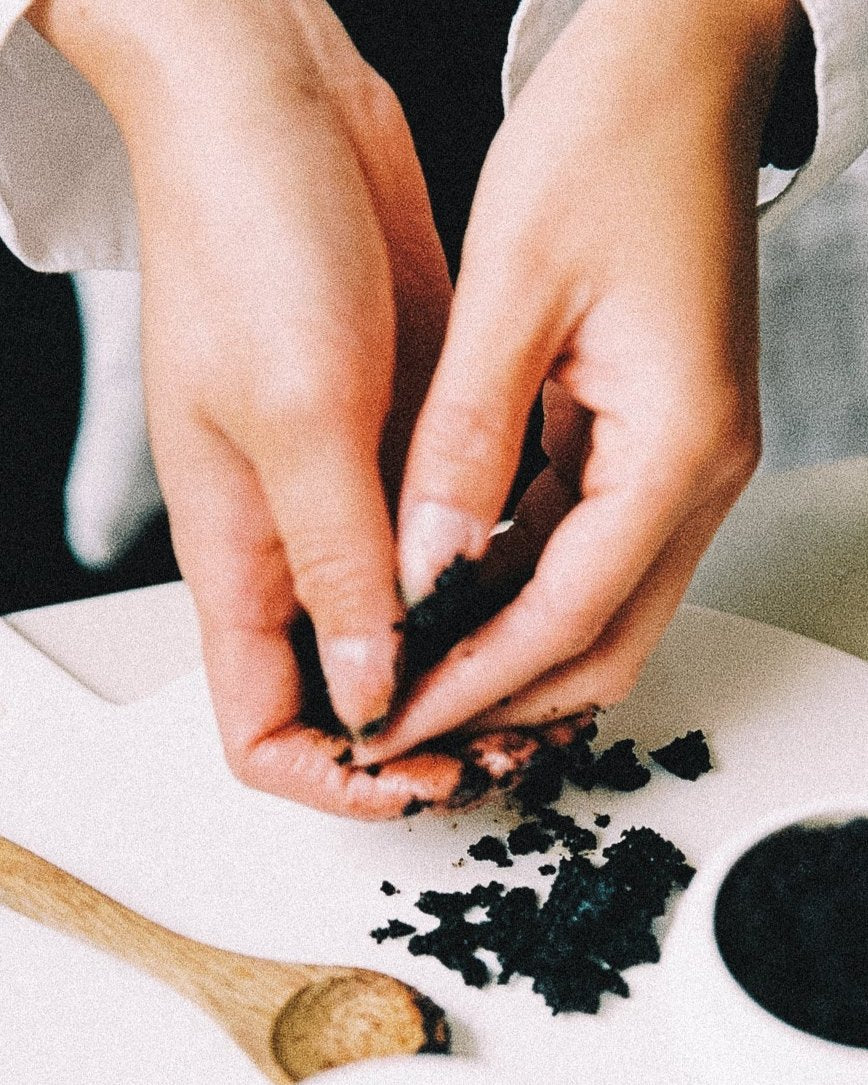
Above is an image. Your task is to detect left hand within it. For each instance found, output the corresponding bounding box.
[354,0,802,764]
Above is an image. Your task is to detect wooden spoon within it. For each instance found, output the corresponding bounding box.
[0,835,448,1082]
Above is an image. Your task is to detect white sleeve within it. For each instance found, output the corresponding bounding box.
[502,0,868,235]
[0,4,137,271]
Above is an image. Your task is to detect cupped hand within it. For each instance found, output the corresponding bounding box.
[28,0,474,816]
[354,0,802,765]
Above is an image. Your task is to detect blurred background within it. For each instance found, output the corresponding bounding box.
[1,3,866,616]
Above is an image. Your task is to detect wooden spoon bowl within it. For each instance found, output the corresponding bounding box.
[0,836,448,1082]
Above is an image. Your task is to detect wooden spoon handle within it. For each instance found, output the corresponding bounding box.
[0,835,212,1002]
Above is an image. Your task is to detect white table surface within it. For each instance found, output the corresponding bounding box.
[4,457,868,703]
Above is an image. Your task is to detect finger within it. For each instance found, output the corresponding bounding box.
[151,414,305,760]
[232,716,590,820]
[325,70,453,509]
[396,168,586,603]
[248,417,404,738]
[467,506,724,731]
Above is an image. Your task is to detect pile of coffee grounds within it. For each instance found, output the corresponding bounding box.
[715,818,868,1048]
[374,809,694,1014]
[291,556,530,736]
[649,731,712,780]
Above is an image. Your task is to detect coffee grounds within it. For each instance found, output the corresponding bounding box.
[650,730,712,780]
[594,813,611,828]
[467,835,513,867]
[370,918,417,944]
[715,819,868,1048]
[588,739,652,792]
[380,880,398,896]
[506,820,555,856]
[380,813,694,1015]
[291,556,530,737]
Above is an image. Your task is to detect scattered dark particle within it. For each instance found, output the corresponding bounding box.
[370,918,417,944]
[334,747,353,767]
[539,864,556,875]
[715,819,868,1048]
[590,739,652,792]
[403,798,434,818]
[649,730,713,781]
[360,715,388,739]
[510,744,569,814]
[468,835,513,867]
[408,921,491,988]
[380,880,398,896]
[415,882,505,919]
[507,820,555,856]
[365,764,382,777]
[512,724,600,814]
[594,813,611,828]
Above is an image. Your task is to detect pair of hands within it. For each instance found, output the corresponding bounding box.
[30,0,800,818]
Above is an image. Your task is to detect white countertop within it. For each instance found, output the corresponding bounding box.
[5,457,868,703]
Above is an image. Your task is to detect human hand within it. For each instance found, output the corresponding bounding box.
[354,0,802,765]
[27,0,474,816]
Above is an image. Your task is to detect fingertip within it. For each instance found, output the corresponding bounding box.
[399,499,490,603]
[318,631,401,737]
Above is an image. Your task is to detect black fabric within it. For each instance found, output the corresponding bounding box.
[759,7,818,171]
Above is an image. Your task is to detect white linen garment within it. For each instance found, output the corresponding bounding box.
[0,0,867,564]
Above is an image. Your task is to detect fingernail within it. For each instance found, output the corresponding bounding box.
[400,501,490,603]
[319,634,398,737]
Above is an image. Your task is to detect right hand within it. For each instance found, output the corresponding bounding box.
[25,0,478,817]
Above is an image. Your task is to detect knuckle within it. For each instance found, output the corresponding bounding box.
[222,742,260,791]
[290,544,382,632]
[417,400,519,493]
[661,393,761,505]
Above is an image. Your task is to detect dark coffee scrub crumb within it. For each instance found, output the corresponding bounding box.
[384,809,694,1015]
[370,918,417,944]
[649,730,712,781]
[594,813,611,828]
[588,739,652,792]
[506,820,556,856]
[715,818,868,1048]
[538,864,557,876]
[334,747,353,767]
[398,556,530,684]
[380,880,398,896]
[468,835,513,867]
[512,720,599,814]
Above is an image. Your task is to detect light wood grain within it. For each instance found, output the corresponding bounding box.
[0,836,447,1082]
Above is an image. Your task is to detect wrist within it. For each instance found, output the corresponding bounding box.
[24,0,333,135]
